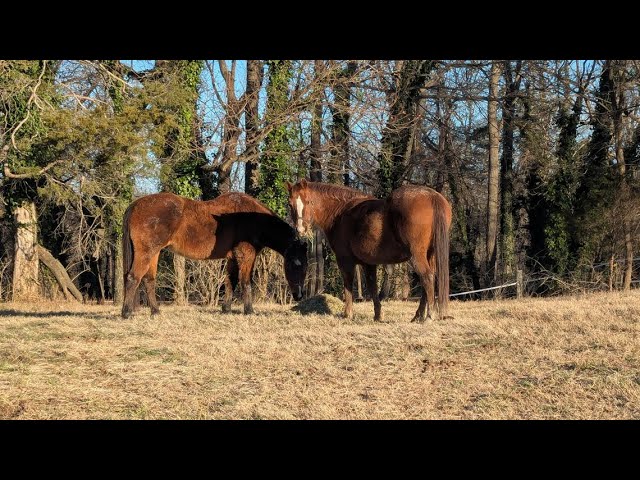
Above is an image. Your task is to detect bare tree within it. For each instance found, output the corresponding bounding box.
[486,61,501,283]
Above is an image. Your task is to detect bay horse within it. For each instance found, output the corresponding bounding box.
[286,179,451,322]
[121,192,307,318]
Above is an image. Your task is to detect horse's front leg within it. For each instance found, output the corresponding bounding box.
[222,255,239,313]
[236,244,257,315]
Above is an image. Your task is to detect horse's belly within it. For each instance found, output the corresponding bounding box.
[353,246,410,265]
[168,237,224,260]
[350,232,410,265]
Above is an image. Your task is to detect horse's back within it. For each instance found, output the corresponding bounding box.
[128,192,186,236]
[388,185,451,226]
[126,191,279,261]
[208,192,274,215]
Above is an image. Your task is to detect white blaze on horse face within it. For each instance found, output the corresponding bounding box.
[295,195,305,233]
[294,259,302,266]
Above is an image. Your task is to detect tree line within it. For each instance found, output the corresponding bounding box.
[0,60,638,305]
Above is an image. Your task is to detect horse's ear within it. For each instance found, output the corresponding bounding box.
[299,178,308,187]
[285,181,293,193]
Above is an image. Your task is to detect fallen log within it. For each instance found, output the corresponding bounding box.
[37,245,83,302]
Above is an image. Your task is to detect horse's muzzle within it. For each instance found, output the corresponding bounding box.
[293,287,304,301]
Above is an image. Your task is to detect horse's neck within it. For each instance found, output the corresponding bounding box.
[258,217,292,255]
[309,190,367,232]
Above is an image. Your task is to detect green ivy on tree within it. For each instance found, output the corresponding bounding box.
[258,60,294,217]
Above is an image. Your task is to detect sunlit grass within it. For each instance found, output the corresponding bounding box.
[0,290,638,419]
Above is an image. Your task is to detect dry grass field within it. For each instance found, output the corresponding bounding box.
[0,290,638,419]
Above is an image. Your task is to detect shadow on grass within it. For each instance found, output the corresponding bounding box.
[0,309,116,321]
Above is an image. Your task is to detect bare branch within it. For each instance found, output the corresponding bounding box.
[2,159,62,179]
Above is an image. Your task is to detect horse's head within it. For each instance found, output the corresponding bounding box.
[283,237,308,301]
[285,179,313,237]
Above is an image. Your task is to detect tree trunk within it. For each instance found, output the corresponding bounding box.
[379,264,394,300]
[37,245,83,302]
[610,60,633,291]
[309,60,326,296]
[329,61,357,186]
[173,254,186,305]
[113,234,124,304]
[401,264,411,300]
[499,61,522,281]
[486,61,501,283]
[12,202,39,301]
[244,60,264,196]
[216,60,243,196]
[623,229,633,290]
[354,265,363,300]
[376,60,434,198]
[314,229,324,294]
[105,246,113,300]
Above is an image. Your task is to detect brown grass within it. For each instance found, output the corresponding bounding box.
[0,290,638,419]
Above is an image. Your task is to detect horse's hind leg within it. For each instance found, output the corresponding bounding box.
[122,254,152,319]
[222,255,239,313]
[412,292,428,323]
[364,264,383,322]
[337,257,356,320]
[410,249,435,323]
[133,288,141,312]
[142,252,161,316]
[426,250,437,319]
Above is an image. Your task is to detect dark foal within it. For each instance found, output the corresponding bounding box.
[286,179,451,323]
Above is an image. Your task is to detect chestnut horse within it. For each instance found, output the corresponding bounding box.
[121,192,307,318]
[286,180,451,322]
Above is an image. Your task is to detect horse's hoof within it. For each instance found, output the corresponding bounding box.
[150,308,160,316]
[244,308,255,315]
[221,304,232,313]
[410,315,425,323]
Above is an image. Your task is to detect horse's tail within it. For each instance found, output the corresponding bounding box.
[122,203,134,287]
[432,193,450,319]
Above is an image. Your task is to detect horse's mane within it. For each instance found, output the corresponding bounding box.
[306,181,374,202]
